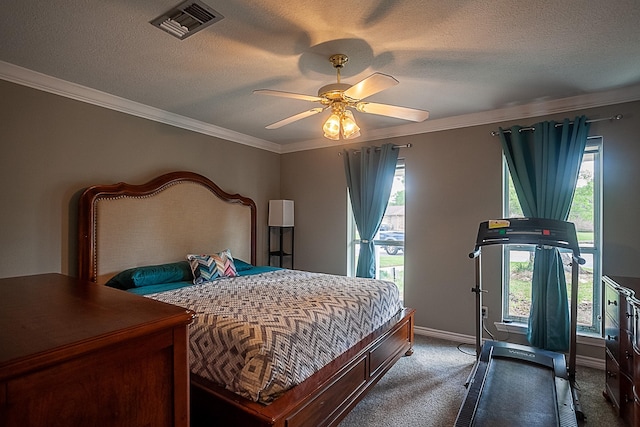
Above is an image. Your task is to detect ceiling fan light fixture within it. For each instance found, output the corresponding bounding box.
[341,110,360,139]
[323,112,341,140]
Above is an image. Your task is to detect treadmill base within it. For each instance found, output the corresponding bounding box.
[455,340,578,427]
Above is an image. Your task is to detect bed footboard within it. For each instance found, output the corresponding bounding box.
[191,308,415,427]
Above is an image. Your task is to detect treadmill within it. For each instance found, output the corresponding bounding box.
[455,218,585,427]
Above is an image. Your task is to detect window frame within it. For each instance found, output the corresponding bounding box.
[502,138,603,336]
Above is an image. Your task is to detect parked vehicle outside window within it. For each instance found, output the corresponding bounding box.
[378,230,404,255]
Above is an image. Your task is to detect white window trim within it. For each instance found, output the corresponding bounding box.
[494,321,604,348]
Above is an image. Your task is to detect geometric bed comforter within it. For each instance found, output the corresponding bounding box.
[145,269,403,404]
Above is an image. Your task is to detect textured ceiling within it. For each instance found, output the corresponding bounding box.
[1,0,640,151]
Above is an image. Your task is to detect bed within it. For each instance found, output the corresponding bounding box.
[77,171,415,427]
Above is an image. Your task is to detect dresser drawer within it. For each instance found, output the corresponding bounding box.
[606,349,621,410]
[605,314,621,359]
[606,349,622,409]
[621,294,635,332]
[621,328,635,376]
[621,373,635,426]
[605,282,621,322]
[635,387,640,427]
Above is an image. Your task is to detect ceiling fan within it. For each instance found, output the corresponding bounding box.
[253,54,430,140]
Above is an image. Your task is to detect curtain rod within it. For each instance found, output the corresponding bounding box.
[337,143,411,156]
[490,114,623,136]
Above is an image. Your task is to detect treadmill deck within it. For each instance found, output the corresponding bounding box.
[455,341,577,427]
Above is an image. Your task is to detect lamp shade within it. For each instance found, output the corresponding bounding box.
[268,200,294,226]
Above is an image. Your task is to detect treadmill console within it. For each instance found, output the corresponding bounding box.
[472,217,582,260]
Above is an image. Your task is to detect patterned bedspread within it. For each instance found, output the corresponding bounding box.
[145,269,403,403]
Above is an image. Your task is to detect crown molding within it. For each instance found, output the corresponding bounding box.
[282,83,640,153]
[3,60,639,155]
[0,61,282,153]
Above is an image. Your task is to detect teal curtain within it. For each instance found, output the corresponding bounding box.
[343,144,399,278]
[499,116,590,351]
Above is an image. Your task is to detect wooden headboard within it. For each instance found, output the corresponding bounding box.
[78,171,257,285]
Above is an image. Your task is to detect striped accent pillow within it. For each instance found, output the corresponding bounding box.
[187,249,238,285]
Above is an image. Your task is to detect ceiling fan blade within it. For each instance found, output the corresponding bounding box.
[265,107,325,129]
[356,102,429,122]
[343,73,399,100]
[253,89,322,102]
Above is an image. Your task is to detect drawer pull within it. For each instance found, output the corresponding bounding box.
[626,350,632,360]
[607,370,617,378]
[607,334,619,341]
[626,312,633,319]
[608,299,618,306]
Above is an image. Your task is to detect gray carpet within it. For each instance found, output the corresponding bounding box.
[338,335,624,427]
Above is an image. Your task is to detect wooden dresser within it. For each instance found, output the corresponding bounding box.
[603,275,640,426]
[0,273,193,427]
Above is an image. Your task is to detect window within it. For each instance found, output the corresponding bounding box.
[348,161,405,299]
[503,138,602,335]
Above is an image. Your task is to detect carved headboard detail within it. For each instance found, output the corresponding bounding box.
[78,171,256,284]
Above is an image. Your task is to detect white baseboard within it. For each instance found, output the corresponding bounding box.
[575,354,605,370]
[414,326,605,370]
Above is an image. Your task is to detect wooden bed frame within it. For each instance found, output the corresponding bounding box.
[77,171,415,427]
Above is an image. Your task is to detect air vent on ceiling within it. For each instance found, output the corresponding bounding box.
[150,0,224,40]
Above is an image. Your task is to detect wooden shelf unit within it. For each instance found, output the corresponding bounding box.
[268,225,294,268]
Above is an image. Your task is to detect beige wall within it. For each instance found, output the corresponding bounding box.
[0,80,281,278]
[281,100,640,359]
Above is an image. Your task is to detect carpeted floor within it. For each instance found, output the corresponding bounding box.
[338,335,624,426]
